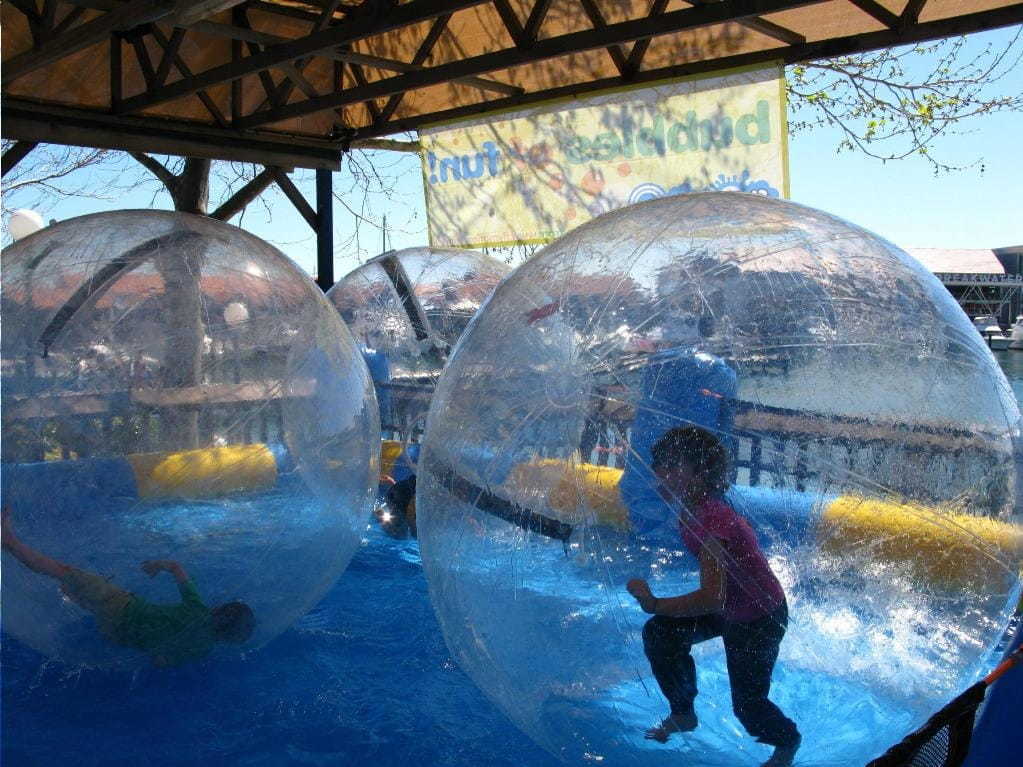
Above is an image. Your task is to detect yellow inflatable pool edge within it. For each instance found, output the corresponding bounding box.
[503,458,1023,593]
[126,444,278,500]
[380,439,406,482]
[819,495,1023,594]
[504,459,630,530]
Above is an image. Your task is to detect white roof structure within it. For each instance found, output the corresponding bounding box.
[907,248,1006,275]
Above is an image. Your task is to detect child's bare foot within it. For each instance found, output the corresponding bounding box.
[761,734,801,766]
[644,712,697,742]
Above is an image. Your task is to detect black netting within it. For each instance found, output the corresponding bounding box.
[906,724,950,767]
[866,683,985,767]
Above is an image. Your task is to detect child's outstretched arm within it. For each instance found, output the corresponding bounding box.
[627,543,727,617]
[141,559,190,585]
[3,506,72,580]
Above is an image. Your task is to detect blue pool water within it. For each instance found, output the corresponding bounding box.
[2,526,556,767]
[993,349,1023,403]
[3,353,1023,766]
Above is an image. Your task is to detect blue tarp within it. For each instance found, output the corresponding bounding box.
[963,618,1022,767]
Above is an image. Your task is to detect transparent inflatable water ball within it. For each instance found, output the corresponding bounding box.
[1,211,379,668]
[327,246,508,438]
[417,193,1023,765]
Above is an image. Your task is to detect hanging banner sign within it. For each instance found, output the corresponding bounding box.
[420,64,788,248]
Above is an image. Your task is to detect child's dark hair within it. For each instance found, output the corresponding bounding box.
[651,426,730,494]
[211,602,255,643]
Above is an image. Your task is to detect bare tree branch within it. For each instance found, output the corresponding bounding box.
[0,142,138,217]
[787,29,1023,172]
[129,151,178,189]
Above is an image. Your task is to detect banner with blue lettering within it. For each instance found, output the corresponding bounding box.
[420,64,788,248]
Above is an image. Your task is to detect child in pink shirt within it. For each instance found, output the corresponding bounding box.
[627,426,800,767]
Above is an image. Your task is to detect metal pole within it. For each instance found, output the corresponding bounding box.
[315,167,333,291]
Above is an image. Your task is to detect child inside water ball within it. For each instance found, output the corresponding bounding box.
[2,508,254,666]
[627,427,801,767]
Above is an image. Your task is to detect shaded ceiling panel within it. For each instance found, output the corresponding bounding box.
[2,0,1020,168]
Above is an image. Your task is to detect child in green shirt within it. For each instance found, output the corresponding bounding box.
[2,508,254,666]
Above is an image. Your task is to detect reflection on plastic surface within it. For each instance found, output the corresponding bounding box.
[1,211,379,668]
[416,193,1023,766]
[327,247,509,438]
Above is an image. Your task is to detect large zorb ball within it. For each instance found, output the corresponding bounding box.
[1,211,379,668]
[417,193,1023,766]
[326,247,508,438]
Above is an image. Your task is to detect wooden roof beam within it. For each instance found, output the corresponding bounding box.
[190,19,522,96]
[59,0,120,10]
[626,0,670,74]
[349,2,1023,140]
[277,61,321,100]
[234,0,823,129]
[255,0,342,114]
[7,0,43,22]
[115,0,488,113]
[149,24,229,126]
[128,29,159,89]
[234,8,290,109]
[349,63,383,122]
[579,0,632,78]
[231,4,245,120]
[7,0,46,43]
[40,0,60,33]
[337,53,521,97]
[846,0,900,29]
[375,13,449,124]
[523,0,552,44]
[172,0,248,27]
[52,6,89,36]
[492,0,526,48]
[348,137,420,152]
[686,0,804,47]
[154,27,186,86]
[248,0,344,24]
[61,0,250,23]
[1,98,344,168]
[3,0,177,85]
[739,16,805,46]
[900,0,928,27]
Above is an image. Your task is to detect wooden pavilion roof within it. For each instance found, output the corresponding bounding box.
[3,0,1022,169]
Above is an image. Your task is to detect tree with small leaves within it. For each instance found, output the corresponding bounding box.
[787,29,1022,174]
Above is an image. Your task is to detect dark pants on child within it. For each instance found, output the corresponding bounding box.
[642,601,799,747]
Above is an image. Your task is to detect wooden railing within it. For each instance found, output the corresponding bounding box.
[582,399,1013,507]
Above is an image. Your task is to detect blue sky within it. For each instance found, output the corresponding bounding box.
[4,27,1020,279]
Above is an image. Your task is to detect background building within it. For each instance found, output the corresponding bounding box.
[910,246,1023,327]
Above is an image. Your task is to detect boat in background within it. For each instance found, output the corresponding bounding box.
[1010,316,1023,350]
[974,315,1011,351]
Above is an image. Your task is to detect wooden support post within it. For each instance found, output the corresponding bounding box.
[316,168,333,291]
[749,436,762,487]
[271,168,317,230]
